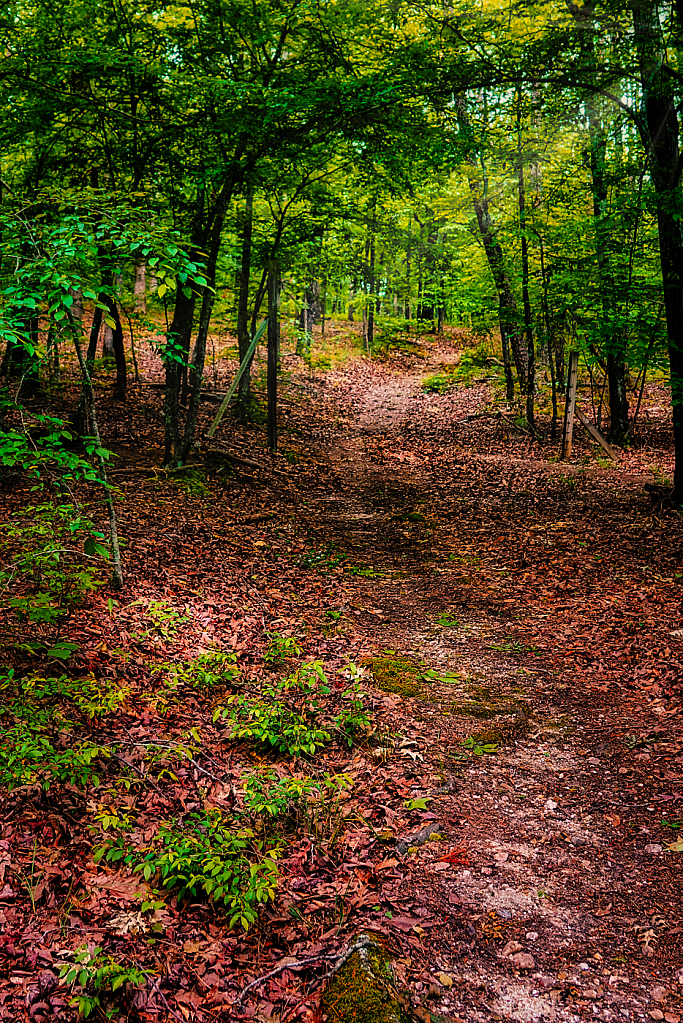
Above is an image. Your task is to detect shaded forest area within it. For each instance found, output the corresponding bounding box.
[1,1,683,1022]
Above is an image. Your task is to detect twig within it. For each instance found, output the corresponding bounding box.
[236,934,375,1008]
[147,974,187,1023]
[318,933,375,982]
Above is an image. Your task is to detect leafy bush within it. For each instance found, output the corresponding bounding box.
[129,599,189,642]
[422,340,499,393]
[264,632,303,666]
[151,651,238,702]
[0,408,114,654]
[58,945,145,1019]
[0,502,109,647]
[243,768,352,840]
[298,544,343,572]
[0,668,126,789]
[0,722,108,790]
[214,660,369,757]
[129,809,280,929]
[371,317,425,358]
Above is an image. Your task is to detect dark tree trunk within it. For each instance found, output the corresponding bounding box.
[104,296,126,401]
[236,180,254,421]
[633,0,683,500]
[573,1,630,441]
[1,314,41,398]
[299,280,321,334]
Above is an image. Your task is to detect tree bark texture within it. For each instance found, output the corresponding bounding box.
[633,0,683,499]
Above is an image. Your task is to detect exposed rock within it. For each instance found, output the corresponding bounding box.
[509,952,535,970]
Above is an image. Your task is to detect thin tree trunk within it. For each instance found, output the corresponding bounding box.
[68,313,123,589]
[571,0,629,442]
[367,214,376,351]
[104,297,126,401]
[133,264,147,313]
[457,98,525,395]
[517,92,535,431]
[236,179,254,421]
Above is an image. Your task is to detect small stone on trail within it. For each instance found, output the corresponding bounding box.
[510,952,535,970]
[436,972,453,988]
[645,844,663,855]
[526,931,539,941]
[587,757,601,765]
[545,799,558,811]
[664,1014,681,1023]
[650,1011,664,1021]
[501,941,523,957]
[571,835,589,847]
[652,986,668,1002]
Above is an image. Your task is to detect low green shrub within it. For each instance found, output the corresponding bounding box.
[58,945,146,1019]
[243,768,353,843]
[128,599,189,643]
[0,668,126,789]
[214,660,369,757]
[151,650,238,702]
[0,502,108,646]
[99,808,280,930]
[264,632,303,666]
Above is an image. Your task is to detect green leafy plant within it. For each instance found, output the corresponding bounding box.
[214,660,368,757]
[242,768,352,840]
[58,945,146,1019]
[264,632,303,666]
[404,797,431,810]
[150,651,238,707]
[0,502,109,647]
[298,544,343,573]
[0,668,125,789]
[0,721,108,790]
[346,564,384,578]
[129,600,189,642]
[131,808,280,929]
[453,736,499,760]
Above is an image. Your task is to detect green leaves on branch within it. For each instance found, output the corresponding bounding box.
[213,659,369,757]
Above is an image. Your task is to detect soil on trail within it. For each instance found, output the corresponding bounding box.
[2,329,683,1023]
[290,341,683,1022]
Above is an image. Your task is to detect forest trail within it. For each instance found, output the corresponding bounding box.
[283,338,683,1022]
[2,331,683,1023]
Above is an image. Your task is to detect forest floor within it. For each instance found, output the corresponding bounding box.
[1,322,683,1023]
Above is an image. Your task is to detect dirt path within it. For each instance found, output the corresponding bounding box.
[3,332,682,1023]
[290,346,683,1022]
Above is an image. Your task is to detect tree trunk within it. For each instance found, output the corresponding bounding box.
[633,0,683,500]
[517,92,535,431]
[573,1,630,442]
[457,98,525,395]
[104,297,126,401]
[367,218,376,351]
[236,180,254,421]
[133,264,147,313]
[299,280,321,334]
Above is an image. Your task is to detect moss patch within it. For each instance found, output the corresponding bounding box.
[363,655,423,698]
[468,703,531,746]
[322,943,413,1023]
